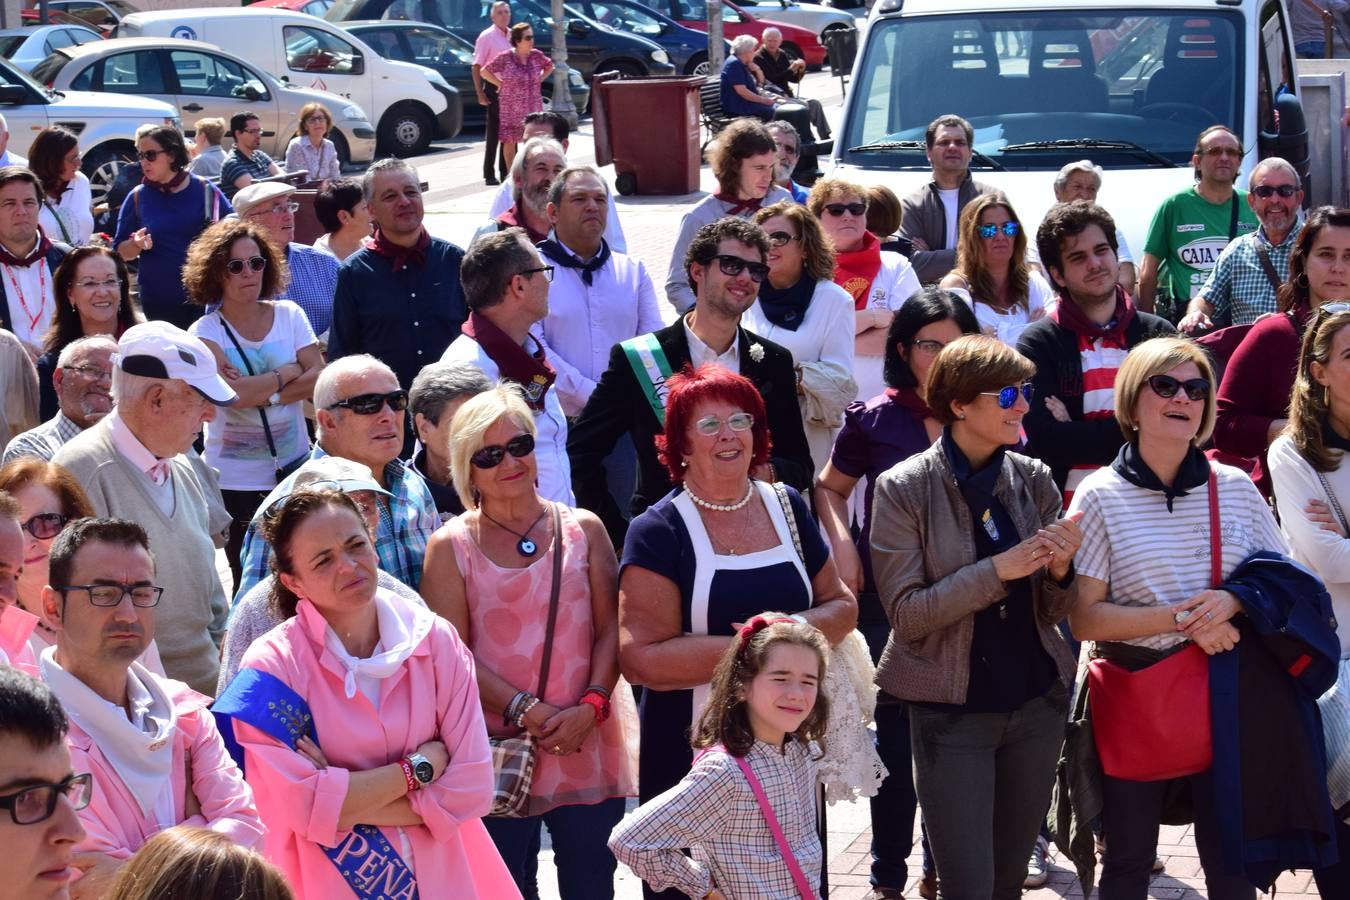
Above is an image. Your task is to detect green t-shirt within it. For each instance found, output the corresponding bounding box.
[1144,186,1259,301]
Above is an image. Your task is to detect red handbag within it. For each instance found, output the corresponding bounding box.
[1087,470,1218,782]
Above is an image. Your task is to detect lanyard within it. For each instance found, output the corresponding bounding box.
[3,260,46,333]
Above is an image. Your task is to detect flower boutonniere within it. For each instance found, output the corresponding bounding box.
[749,342,765,363]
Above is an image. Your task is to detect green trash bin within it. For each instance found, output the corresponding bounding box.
[593,74,702,196]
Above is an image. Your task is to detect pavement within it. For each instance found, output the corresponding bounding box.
[362,72,1325,899]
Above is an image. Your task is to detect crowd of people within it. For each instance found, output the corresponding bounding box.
[0,28,1346,900]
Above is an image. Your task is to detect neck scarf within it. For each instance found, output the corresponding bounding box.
[497,206,549,245]
[299,591,434,701]
[142,168,188,195]
[1049,284,1136,351]
[1111,440,1211,513]
[461,310,557,410]
[833,231,884,310]
[539,237,611,286]
[757,273,815,331]
[887,386,936,422]
[714,192,762,217]
[0,229,50,268]
[940,427,1015,551]
[368,227,430,274]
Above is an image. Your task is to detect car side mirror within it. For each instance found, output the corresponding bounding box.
[568,18,589,36]
[0,85,26,104]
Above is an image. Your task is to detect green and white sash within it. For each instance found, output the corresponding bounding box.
[620,333,674,426]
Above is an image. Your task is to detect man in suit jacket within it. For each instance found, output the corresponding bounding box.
[568,217,813,547]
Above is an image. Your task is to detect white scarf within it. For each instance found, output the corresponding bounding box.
[302,588,435,701]
[40,649,177,825]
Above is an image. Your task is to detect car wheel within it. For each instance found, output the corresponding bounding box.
[330,130,351,171]
[83,144,134,213]
[378,105,433,158]
[685,52,709,76]
[782,42,803,61]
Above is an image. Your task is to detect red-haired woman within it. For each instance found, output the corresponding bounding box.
[617,364,856,821]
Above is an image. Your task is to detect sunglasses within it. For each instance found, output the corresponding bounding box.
[1317,301,1350,319]
[1147,374,1210,401]
[136,149,166,162]
[1251,184,1300,198]
[694,411,754,435]
[713,254,769,282]
[978,221,1020,239]
[822,202,867,217]
[979,382,1035,409]
[470,433,535,468]
[327,389,408,415]
[225,256,267,275]
[21,512,69,540]
[766,230,800,248]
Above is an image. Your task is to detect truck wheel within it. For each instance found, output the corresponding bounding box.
[378,106,433,158]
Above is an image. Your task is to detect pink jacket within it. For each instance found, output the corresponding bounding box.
[235,599,519,899]
[0,603,39,675]
[68,681,264,859]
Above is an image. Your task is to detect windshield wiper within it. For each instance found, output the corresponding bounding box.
[844,139,1005,171]
[999,138,1174,168]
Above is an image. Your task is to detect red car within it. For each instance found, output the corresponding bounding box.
[643,0,826,68]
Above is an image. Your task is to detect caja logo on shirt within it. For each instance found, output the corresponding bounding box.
[1175,237,1230,271]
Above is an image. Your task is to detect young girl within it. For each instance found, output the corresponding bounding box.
[609,614,830,900]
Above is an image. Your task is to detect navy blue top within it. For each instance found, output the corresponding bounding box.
[719,56,766,117]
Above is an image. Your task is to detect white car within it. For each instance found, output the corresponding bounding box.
[0,24,101,72]
[726,0,857,41]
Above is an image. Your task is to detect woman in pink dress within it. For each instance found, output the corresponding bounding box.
[421,384,638,900]
[481,22,554,170]
[217,488,519,900]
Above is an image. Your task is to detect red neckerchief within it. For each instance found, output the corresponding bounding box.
[142,169,189,194]
[1049,284,1136,351]
[461,311,556,410]
[834,231,884,310]
[368,227,431,274]
[0,229,51,268]
[714,192,763,217]
[496,206,548,245]
[887,386,936,422]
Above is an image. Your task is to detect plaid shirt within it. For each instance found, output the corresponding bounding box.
[1199,222,1301,326]
[3,411,83,464]
[233,445,440,602]
[279,243,340,337]
[609,739,822,900]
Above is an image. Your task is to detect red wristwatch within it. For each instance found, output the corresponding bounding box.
[580,690,611,724]
[398,757,418,794]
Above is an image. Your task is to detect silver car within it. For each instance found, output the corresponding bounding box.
[716,0,856,41]
[0,25,102,72]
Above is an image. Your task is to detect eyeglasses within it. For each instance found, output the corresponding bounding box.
[21,513,68,540]
[1147,374,1210,401]
[225,256,267,275]
[60,583,164,608]
[978,222,1020,239]
[1201,146,1242,158]
[327,389,409,415]
[694,411,754,435]
[766,230,800,248]
[517,265,554,283]
[470,433,535,468]
[822,202,866,217]
[304,115,328,125]
[910,338,948,354]
[136,149,165,162]
[61,364,112,381]
[979,382,1035,409]
[0,773,92,825]
[1251,184,1300,198]
[241,128,263,135]
[712,254,769,282]
[521,34,535,41]
[250,202,300,217]
[73,278,119,291]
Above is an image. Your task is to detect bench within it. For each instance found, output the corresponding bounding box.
[699,77,733,148]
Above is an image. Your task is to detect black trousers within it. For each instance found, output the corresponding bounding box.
[483,82,507,181]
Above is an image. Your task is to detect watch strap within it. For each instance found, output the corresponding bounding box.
[398,757,418,793]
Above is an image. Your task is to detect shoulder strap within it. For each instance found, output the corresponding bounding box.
[1254,240,1283,294]
[216,313,281,470]
[203,176,218,225]
[535,503,564,697]
[131,184,142,227]
[1315,469,1350,535]
[729,751,816,900]
[42,199,72,245]
[771,482,805,566]
[620,332,674,427]
[1228,193,1240,243]
[1207,468,1221,588]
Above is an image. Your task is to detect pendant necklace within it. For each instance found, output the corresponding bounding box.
[480,506,548,556]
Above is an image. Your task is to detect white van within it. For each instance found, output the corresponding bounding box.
[831,0,1306,272]
[120,6,457,156]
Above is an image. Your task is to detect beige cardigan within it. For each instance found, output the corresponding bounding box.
[0,329,38,447]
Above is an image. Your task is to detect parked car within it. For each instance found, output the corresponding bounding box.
[324,0,676,84]
[0,24,101,71]
[20,0,139,35]
[640,0,830,68]
[566,0,725,75]
[118,7,457,155]
[342,19,589,128]
[250,0,339,16]
[32,37,377,167]
[709,0,855,43]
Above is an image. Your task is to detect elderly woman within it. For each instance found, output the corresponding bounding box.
[418,384,636,899]
[1068,337,1289,898]
[742,200,856,474]
[619,364,856,814]
[481,23,553,170]
[312,178,371,264]
[808,177,922,401]
[869,334,1080,900]
[187,117,227,178]
[719,36,816,145]
[185,219,323,583]
[409,361,492,519]
[28,126,93,245]
[220,487,519,898]
[284,102,342,183]
[941,192,1055,347]
[665,118,792,314]
[1215,206,1350,496]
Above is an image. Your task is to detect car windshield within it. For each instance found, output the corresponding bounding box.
[841,10,1243,170]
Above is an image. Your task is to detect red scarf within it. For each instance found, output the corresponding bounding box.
[714,193,763,217]
[461,311,556,410]
[1048,285,1136,352]
[0,229,51,268]
[368,227,431,274]
[142,169,189,194]
[834,231,884,310]
[496,206,548,245]
[887,386,935,422]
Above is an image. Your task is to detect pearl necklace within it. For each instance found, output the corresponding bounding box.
[685,479,754,512]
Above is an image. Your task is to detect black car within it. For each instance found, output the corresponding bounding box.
[341,19,590,128]
[565,0,723,75]
[325,0,677,84]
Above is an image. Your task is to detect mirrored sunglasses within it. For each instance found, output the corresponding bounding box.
[978,222,1020,239]
[980,382,1035,409]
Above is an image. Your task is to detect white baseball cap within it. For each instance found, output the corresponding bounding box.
[115,321,237,406]
[232,181,296,218]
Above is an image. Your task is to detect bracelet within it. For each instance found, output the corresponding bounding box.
[397,757,418,794]
[513,697,540,729]
[503,690,531,726]
[274,370,284,392]
[584,684,611,699]
[579,690,611,725]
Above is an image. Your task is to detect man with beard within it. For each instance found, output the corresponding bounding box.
[4,336,114,464]
[1017,203,1175,504]
[471,136,564,246]
[766,121,808,204]
[1179,158,1304,332]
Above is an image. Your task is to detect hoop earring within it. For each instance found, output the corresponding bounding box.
[1297,272,1310,289]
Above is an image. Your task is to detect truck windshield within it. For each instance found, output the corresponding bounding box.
[841,10,1243,170]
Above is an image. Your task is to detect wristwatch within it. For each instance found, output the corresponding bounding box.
[406,752,434,789]
[266,391,282,407]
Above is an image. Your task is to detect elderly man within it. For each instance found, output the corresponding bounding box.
[443,228,574,504]
[328,159,468,393]
[232,181,341,338]
[1180,158,1305,332]
[754,28,831,143]
[409,361,492,519]
[898,114,996,283]
[1028,160,1137,295]
[218,111,281,200]
[52,322,234,697]
[473,136,565,246]
[4,335,114,464]
[39,518,262,898]
[0,168,68,357]
[234,353,440,600]
[720,36,817,145]
[473,0,512,186]
[766,120,808,203]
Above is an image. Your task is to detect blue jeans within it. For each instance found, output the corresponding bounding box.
[1296,40,1327,59]
[484,797,627,900]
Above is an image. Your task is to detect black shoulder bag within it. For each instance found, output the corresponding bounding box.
[216,312,309,484]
